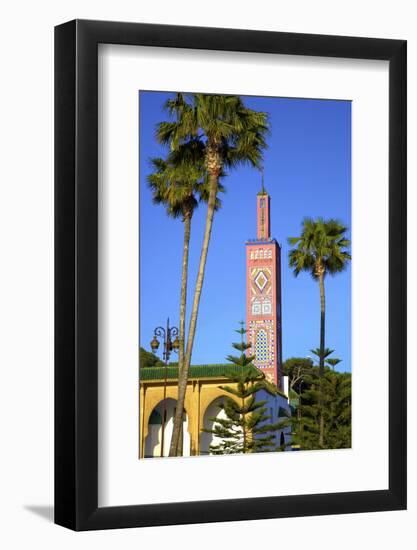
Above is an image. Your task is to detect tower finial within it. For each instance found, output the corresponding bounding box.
[258,166,267,196]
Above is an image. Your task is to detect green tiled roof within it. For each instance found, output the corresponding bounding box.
[140,363,259,381]
[140,363,287,398]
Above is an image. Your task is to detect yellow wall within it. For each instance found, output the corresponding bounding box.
[139,377,241,458]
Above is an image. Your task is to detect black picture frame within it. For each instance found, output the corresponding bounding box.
[55,19,407,531]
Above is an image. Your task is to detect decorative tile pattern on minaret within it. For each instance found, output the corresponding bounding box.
[246,185,282,386]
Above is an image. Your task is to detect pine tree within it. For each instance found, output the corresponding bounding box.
[321,370,351,448]
[326,358,342,371]
[283,363,351,450]
[203,325,286,454]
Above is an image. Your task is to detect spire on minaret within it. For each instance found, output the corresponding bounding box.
[258,166,268,196]
[256,169,271,240]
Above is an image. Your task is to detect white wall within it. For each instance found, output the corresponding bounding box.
[144,399,191,458]
[0,1,415,548]
[258,389,292,449]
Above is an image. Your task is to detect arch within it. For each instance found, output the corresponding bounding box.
[200,397,228,456]
[144,398,191,458]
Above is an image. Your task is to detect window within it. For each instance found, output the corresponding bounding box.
[255,330,268,362]
[262,299,272,314]
[252,299,261,315]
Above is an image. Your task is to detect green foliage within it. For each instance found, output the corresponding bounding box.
[288,218,351,446]
[147,139,225,220]
[288,218,351,280]
[283,357,313,393]
[282,363,351,450]
[283,357,314,373]
[203,326,288,454]
[326,358,342,371]
[139,347,164,369]
[310,348,334,361]
[156,93,269,173]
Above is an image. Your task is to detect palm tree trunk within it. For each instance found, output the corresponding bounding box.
[178,214,191,377]
[169,212,191,456]
[172,213,191,457]
[318,271,326,447]
[169,173,218,456]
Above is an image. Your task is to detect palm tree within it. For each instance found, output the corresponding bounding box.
[147,152,196,380]
[148,141,222,380]
[288,218,351,447]
[147,139,224,455]
[157,94,269,456]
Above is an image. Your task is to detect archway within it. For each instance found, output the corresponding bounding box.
[144,398,190,458]
[200,397,230,455]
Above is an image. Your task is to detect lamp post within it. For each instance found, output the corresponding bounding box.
[150,318,179,457]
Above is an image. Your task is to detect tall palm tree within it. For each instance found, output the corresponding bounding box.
[288,218,351,447]
[157,94,269,456]
[147,139,224,455]
[148,141,220,377]
[147,151,197,380]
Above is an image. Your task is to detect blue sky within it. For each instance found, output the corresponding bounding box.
[139,92,351,372]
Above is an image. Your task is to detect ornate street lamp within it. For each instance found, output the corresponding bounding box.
[150,336,160,353]
[150,318,179,364]
[150,318,179,457]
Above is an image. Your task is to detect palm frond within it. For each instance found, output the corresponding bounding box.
[288,217,351,278]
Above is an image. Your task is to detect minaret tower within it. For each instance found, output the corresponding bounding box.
[246,177,282,387]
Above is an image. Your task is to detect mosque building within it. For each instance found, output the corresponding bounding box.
[139,186,290,458]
